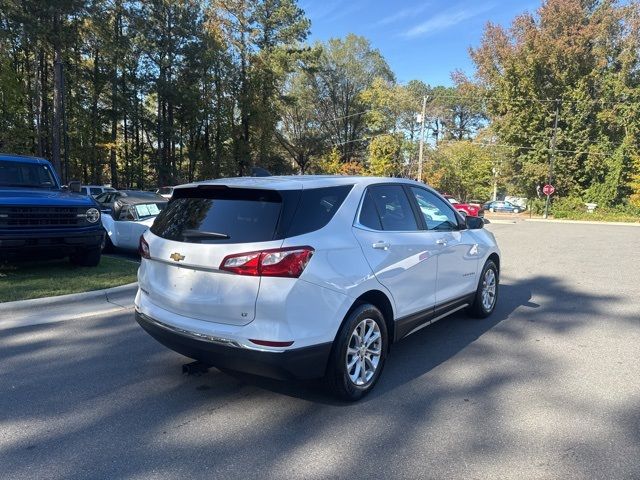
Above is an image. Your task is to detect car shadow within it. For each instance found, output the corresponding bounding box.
[218,281,534,405]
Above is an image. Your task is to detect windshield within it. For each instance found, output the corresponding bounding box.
[0,160,57,189]
[134,203,164,219]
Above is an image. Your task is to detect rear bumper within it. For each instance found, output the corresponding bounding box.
[135,310,332,381]
[0,228,104,259]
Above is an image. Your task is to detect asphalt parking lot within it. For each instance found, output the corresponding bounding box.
[1,221,639,479]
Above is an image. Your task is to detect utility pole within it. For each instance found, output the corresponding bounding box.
[417,95,427,182]
[543,99,560,219]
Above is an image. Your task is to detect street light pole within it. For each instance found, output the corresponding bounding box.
[543,99,560,219]
[417,95,427,182]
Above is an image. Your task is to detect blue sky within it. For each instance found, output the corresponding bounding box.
[300,0,540,86]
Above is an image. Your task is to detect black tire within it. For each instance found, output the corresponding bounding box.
[70,247,102,267]
[513,208,520,214]
[467,259,499,318]
[102,231,114,253]
[326,304,388,401]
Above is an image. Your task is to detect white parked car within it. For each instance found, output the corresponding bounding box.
[80,185,116,197]
[135,176,500,400]
[156,186,174,200]
[97,191,167,251]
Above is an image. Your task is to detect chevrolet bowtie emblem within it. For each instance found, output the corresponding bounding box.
[170,252,185,262]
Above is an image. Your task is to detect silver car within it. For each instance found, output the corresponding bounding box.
[135,176,501,400]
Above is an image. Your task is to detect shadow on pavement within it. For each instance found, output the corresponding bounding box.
[0,273,637,479]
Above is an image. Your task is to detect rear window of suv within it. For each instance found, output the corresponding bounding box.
[151,184,352,244]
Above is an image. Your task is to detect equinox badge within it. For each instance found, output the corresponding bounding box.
[170,252,185,262]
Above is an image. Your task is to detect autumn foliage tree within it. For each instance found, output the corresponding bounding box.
[471,0,640,206]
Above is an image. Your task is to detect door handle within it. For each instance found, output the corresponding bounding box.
[372,241,391,250]
[436,238,448,246]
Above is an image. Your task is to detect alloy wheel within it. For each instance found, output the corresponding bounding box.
[481,268,497,311]
[346,318,382,386]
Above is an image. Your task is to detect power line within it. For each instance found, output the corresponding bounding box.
[337,134,615,158]
[428,91,635,107]
[319,91,634,127]
[436,139,611,157]
[324,108,375,122]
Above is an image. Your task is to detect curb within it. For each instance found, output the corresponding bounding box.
[0,282,138,331]
[525,218,640,227]
[0,282,138,311]
[485,219,519,224]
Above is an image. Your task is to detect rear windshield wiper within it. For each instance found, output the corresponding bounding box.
[181,229,230,240]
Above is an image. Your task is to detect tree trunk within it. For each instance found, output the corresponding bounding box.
[213,63,222,178]
[36,49,44,157]
[52,12,63,177]
[109,6,120,188]
[91,48,101,183]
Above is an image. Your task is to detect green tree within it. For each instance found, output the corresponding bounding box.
[367,134,402,177]
[309,34,394,163]
[432,141,495,201]
[471,0,640,205]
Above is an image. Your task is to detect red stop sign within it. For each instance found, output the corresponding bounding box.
[543,184,555,196]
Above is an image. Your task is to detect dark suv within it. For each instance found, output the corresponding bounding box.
[0,154,104,266]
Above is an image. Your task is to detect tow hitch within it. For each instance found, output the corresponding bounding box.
[182,361,211,376]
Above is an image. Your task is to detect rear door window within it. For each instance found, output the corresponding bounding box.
[359,184,418,231]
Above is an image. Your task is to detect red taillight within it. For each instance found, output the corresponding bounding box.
[139,235,150,259]
[220,246,314,278]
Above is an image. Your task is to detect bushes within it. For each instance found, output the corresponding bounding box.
[547,196,640,222]
[528,198,546,215]
[551,197,586,218]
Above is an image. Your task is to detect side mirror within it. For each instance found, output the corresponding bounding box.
[68,180,81,193]
[466,216,484,230]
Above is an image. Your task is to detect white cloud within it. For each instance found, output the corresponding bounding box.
[403,3,495,38]
[375,2,431,27]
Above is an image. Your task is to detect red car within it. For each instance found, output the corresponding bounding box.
[443,195,482,217]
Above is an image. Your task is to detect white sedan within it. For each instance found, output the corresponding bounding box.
[97,192,167,251]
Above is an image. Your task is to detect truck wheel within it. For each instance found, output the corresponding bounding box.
[102,231,114,253]
[70,247,102,267]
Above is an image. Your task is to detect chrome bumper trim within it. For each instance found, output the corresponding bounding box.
[136,310,244,349]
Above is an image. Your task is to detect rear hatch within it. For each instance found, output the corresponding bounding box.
[143,185,294,326]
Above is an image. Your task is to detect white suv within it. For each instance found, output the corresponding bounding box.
[135,176,500,400]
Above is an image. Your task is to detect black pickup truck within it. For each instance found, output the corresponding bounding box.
[0,154,104,266]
